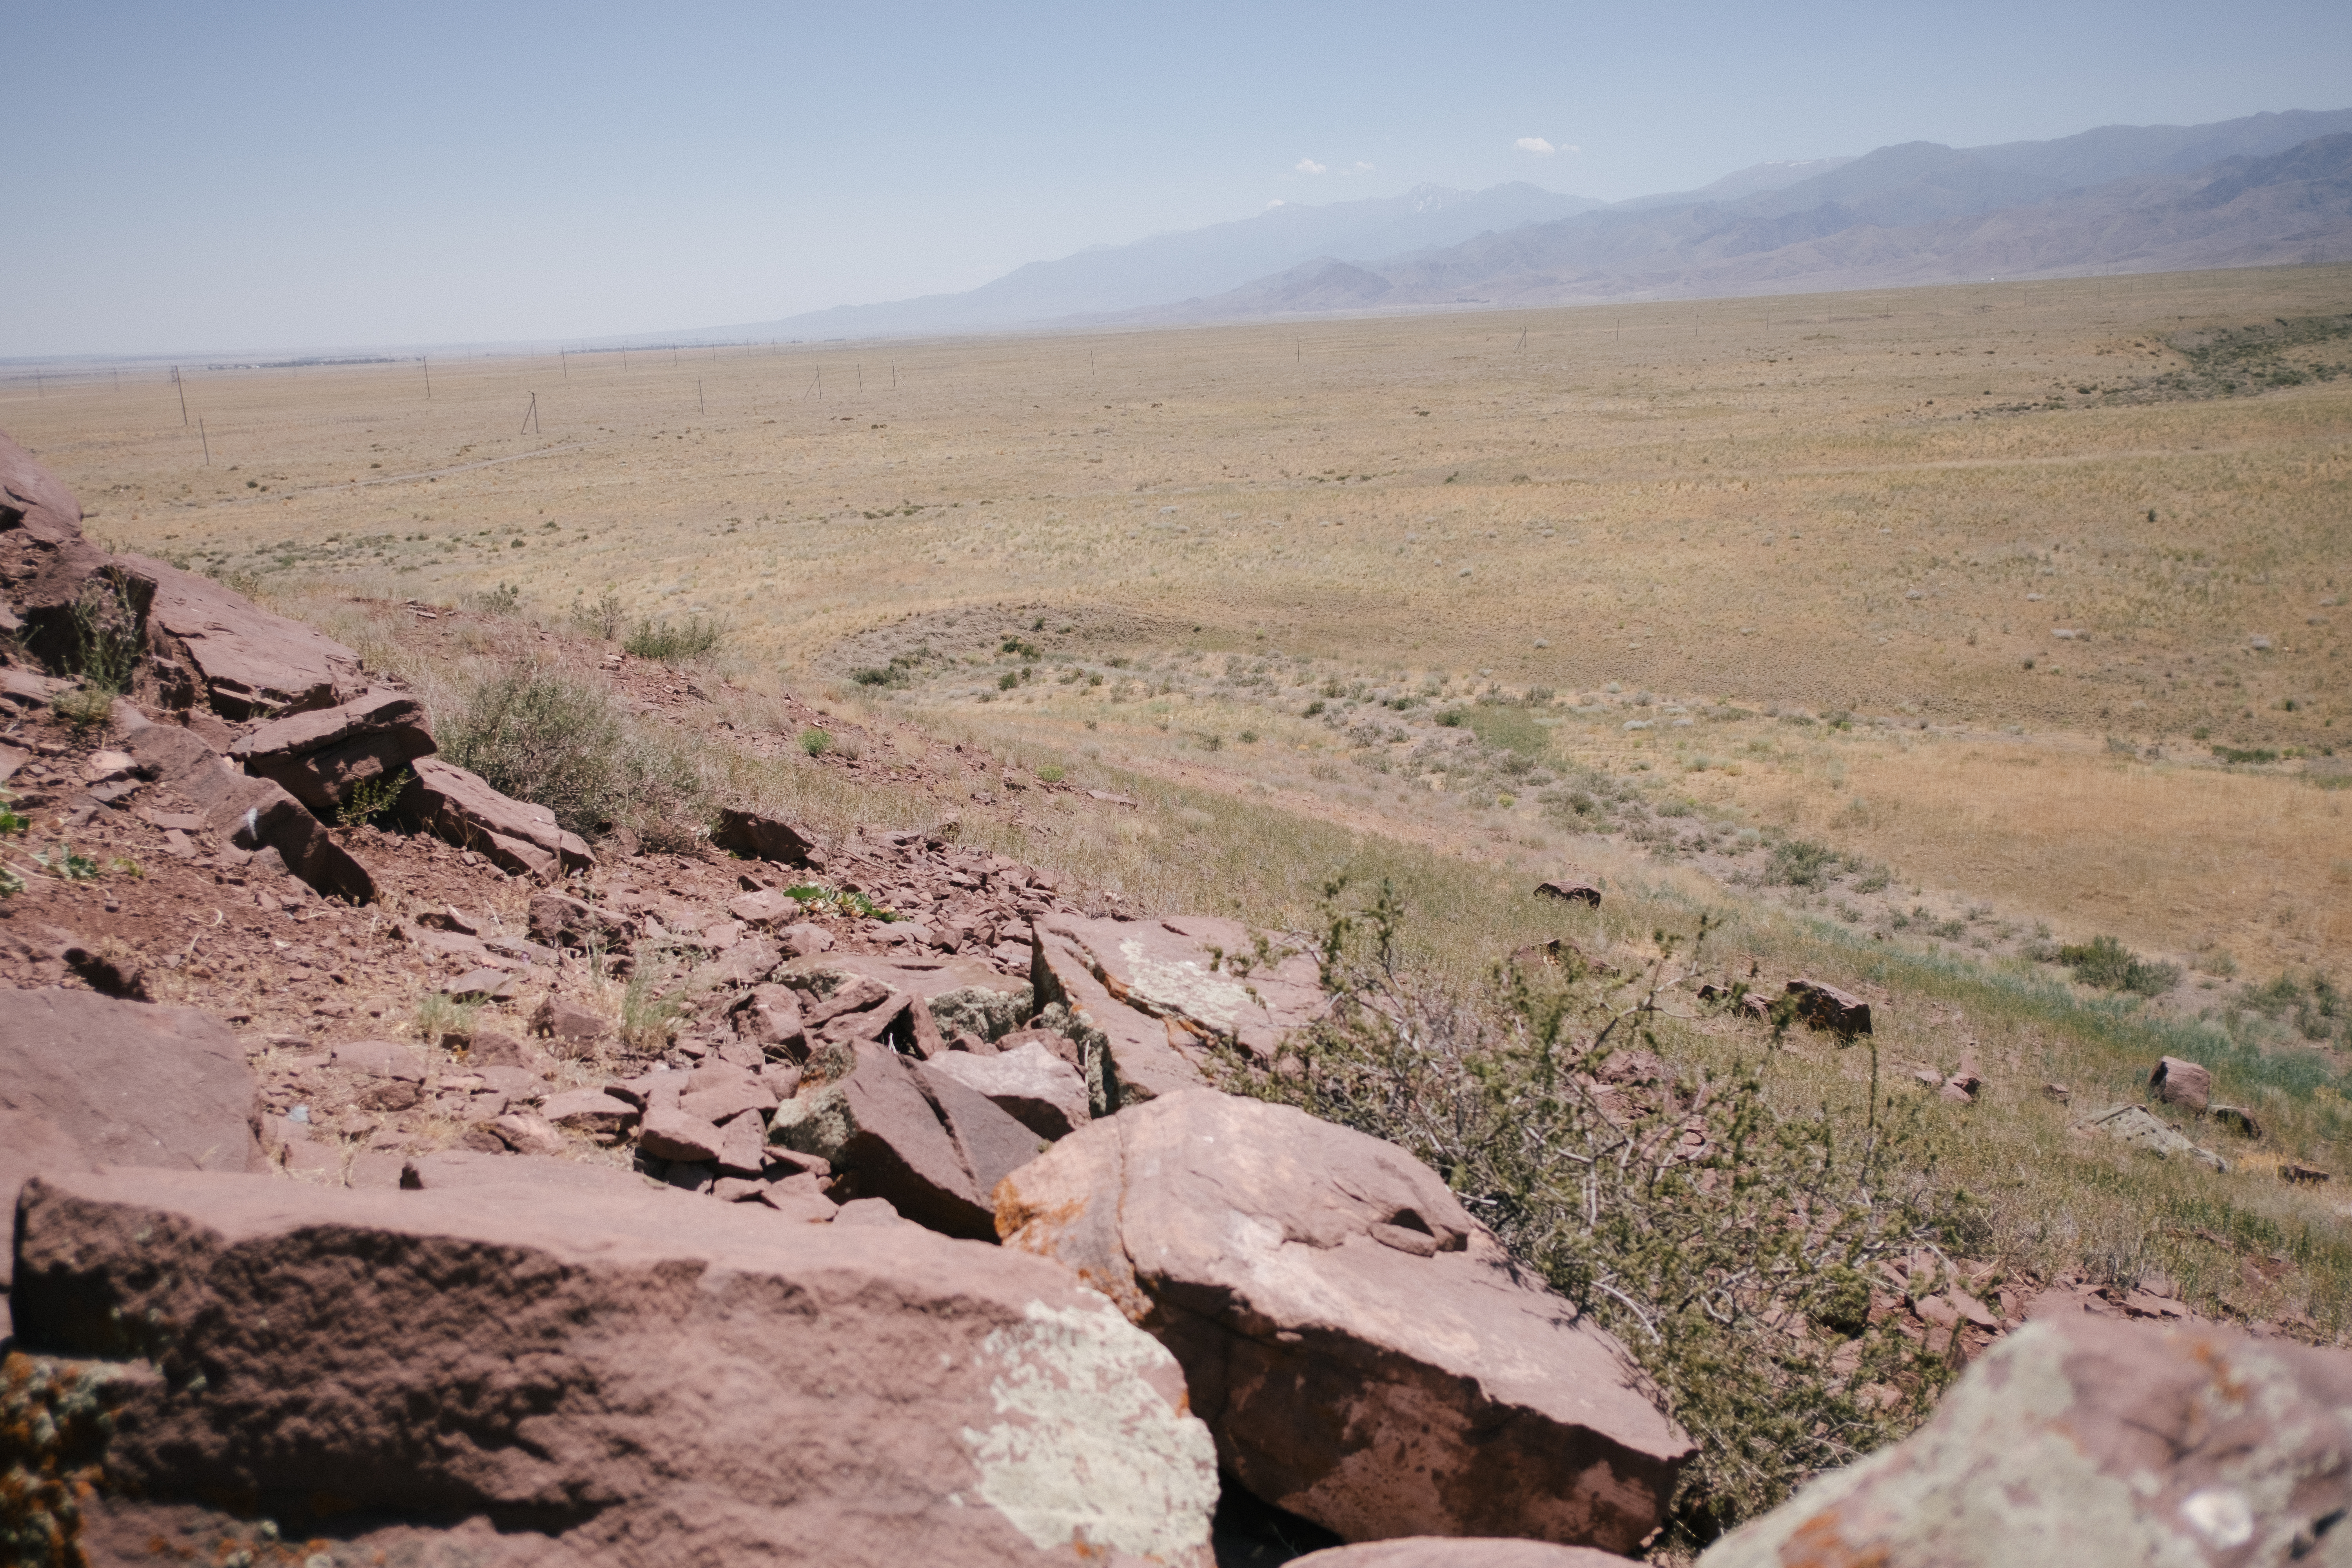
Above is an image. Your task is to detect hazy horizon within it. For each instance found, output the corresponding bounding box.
[7,0,2350,357]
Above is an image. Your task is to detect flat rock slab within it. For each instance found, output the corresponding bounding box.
[402,756,593,881]
[116,553,365,719]
[1039,913,1325,1060]
[11,1166,1220,1568]
[230,687,436,815]
[2074,1103,2228,1172]
[1697,1313,2352,1568]
[998,1091,1691,1552]
[0,989,266,1177]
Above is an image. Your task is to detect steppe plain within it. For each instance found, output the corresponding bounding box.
[12,265,2352,1336]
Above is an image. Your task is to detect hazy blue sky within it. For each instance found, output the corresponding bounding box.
[6,0,2348,356]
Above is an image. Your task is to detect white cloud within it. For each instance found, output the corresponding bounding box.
[1353,161,1374,172]
[1295,158,1327,175]
[1514,137,1555,156]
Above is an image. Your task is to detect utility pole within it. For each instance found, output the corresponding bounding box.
[697,379,704,414]
[521,393,539,435]
[561,349,569,381]
[174,366,188,425]
[423,357,432,400]
[199,417,211,465]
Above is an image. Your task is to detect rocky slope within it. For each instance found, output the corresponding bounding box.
[6,426,2348,1568]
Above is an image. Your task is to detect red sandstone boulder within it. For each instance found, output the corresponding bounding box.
[1697,1312,2352,1568]
[229,688,436,815]
[2149,1055,2213,1111]
[125,722,378,902]
[401,755,593,880]
[769,1043,1046,1240]
[0,989,267,1177]
[997,1091,1692,1552]
[526,889,634,949]
[10,1167,1220,1567]
[1785,978,1872,1036]
[0,431,114,665]
[712,807,820,865]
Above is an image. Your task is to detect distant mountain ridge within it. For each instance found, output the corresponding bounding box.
[668,107,2352,345]
[1111,111,2352,325]
[713,182,1606,343]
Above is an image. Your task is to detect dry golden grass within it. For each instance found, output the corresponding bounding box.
[8,262,2349,985]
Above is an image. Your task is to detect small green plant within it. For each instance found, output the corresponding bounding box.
[0,793,29,836]
[624,614,726,662]
[1303,699,1327,717]
[34,844,100,881]
[782,882,900,922]
[2057,935,2180,996]
[1036,763,1066,784]
[67,576,142,695]
[799,728,833,757]
[337,767,415,828]
[997,670,1020,691]
[105,857,142,880]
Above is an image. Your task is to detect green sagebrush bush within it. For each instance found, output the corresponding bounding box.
[1220,878,1970,1546]
[436,664,692,839]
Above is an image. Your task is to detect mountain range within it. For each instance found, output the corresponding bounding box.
[689,108,2352,343]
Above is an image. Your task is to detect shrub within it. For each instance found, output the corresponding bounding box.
[570,588,625,641]
[1221,881,1961,1543]
[1036,763,1066,783]
[337,767,414,828]
[1766,838,1838,888]
[468,582,523,617]
[799,728,833,757]
[624,614,726,662]
[2057,935,2180,996]
[436,664,686,838]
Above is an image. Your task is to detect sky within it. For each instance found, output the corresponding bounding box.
[5,0,2350,357]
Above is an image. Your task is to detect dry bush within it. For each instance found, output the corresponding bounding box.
[1222,879,1966,1544]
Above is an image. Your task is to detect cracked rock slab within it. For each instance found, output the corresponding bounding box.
[12,1166,1219,1568]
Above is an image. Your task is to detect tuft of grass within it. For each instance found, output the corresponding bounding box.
[48,686,114,731]
[799,728,833,757]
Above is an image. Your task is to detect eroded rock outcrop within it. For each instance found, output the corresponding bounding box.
[12,1166,1221,1568]
[996,1091,1693,1552]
